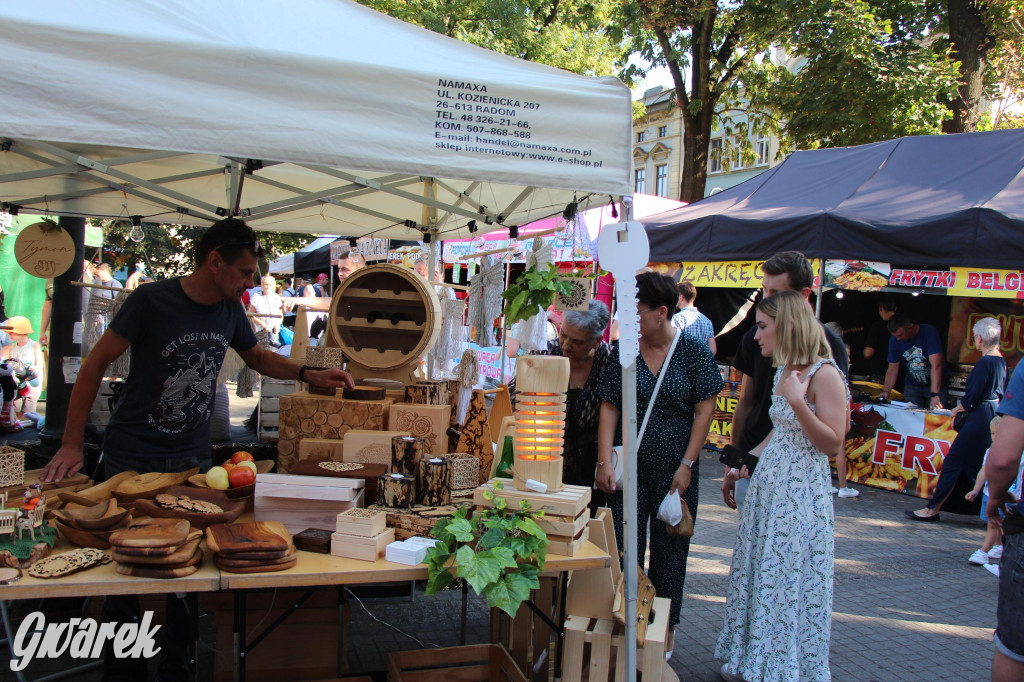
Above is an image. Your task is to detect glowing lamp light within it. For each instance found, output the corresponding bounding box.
[512,355,569,492]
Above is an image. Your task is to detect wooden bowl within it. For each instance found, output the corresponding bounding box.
[54,514,133,549]
[132,486,245,530]
[58,471,139,505]
[112,469,199,505]
[51,499,131,531]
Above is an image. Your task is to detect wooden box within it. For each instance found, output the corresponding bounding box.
[562,597,671,682]
[388,403,451,456]
[343,429,411,468]
[277,392,392,472]
[336,508,387,537]
[388,644,526,682]
[473,480,591,518]
[297,437,345,464]
[331,527,395,562]
[292,528,333,554]
[254,473,366,533]
[289,460,388,506]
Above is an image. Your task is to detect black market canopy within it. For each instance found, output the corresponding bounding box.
[642,129,1024,269]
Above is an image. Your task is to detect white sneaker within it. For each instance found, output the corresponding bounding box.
[837,487,859,498]
[985,564,1000,577]
[989,545,1003,560]
[969,549,990,565]
[831,487,839,494]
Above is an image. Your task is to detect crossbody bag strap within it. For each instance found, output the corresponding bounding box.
[636,330,681,447]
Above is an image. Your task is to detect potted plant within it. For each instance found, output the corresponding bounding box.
[423,481,549,617]
[501,266,574,327]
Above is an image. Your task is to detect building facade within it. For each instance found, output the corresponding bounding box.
[632,85,783,199]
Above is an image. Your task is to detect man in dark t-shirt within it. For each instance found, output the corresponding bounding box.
[725,251,849,509]
[40,218,355,680]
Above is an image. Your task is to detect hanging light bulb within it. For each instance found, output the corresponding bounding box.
[835,290,844,299]
[129,215,144,243]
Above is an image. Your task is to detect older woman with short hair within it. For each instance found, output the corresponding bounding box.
[512,299,611,506]
[906,316,1008,521]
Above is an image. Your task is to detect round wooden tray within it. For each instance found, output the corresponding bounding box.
[326,263,440,376]
[132,486,245,530]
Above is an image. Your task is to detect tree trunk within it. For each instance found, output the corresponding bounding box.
[945,0,991,133]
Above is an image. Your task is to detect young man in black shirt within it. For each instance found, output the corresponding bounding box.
[724,251,850,508]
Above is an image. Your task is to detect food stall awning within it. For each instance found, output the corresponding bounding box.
[0,0,632,240]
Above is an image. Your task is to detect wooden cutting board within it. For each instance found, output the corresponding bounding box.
[216,543,295,561]
[214,547,297,569]
[112,529,202,557]
[206,522,291,556]
[109,518,191,549]
[214,555,297,573]
[111,537,201,566]
[115,548,203,579]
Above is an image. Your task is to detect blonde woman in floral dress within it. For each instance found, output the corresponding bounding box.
[716,291,849,682]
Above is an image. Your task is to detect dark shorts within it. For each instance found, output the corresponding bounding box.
[995,527,1024,663]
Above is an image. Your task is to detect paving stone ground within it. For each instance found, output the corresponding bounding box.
[2,391,1003,680]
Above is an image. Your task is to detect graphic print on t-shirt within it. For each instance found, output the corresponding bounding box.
[151,332,229,433]
[902,345,929,385]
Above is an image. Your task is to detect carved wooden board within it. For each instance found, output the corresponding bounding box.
[456,390,494,484]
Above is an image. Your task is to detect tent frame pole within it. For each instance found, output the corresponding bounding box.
[814,257,824,319]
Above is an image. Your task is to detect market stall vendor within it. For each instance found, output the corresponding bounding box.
[879,314,946,409]
[39,217,355,679]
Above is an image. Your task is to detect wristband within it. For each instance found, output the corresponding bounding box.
[298,365,312,383]
[680,458,695,469]
[930,392,940,398]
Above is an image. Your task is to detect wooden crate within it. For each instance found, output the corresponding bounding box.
[473,480,591,518]
[257,377,295,443]
[546,524,590,557]
[277,392,393,472]
[388,644,526,682]
[562,597,671,682]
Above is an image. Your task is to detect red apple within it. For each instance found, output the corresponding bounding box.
[228,466,256,488]
[230,451,255,464]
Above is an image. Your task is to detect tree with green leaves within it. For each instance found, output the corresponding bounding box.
[618,0,963,202]
[359,0,624,76]
[99,219,316,279]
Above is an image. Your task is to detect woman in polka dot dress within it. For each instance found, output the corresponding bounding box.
[596,272,724,653]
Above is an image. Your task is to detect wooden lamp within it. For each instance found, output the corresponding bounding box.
[512,355,569,492]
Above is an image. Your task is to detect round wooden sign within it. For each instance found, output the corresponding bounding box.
[14,221,75,278]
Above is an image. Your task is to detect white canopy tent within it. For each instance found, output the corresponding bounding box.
[0,0,632,239]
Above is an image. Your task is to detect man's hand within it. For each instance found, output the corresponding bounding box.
[40,446,84,482]
[986,491,1014,527]
[307,367,356,391]
[929,395,944,410]
[721,468,739,509]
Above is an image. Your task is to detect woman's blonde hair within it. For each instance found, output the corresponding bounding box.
[757,290,831,366]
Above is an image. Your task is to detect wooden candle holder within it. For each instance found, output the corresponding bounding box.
[404,380,450,406]
[391,435,425,477]
[419,457,451,506]
[378,473,415,508]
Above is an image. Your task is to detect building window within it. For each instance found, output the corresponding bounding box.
[635,168,646,194]
[756,136,770,165]
[658,125,668,138]
[656,165,668,197]
[636,131,646,143]
[709,139,723,173]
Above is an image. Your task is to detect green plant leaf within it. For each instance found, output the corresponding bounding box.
[516,563,542,589]
[484,571,536,617]
[456,545,504,594]
[424,566,454,595]
[515,516,547,540]
[478,526,505,550]
[482,489,494,501]
[447,517,475,544]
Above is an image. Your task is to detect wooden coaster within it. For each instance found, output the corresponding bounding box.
[28,549,111,579]
[0,567,22,584]
[318,462,364,472]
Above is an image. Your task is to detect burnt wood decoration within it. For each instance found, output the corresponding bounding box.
[419,457,451,506]
[391,435,425,477]
[378,473,415,509]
